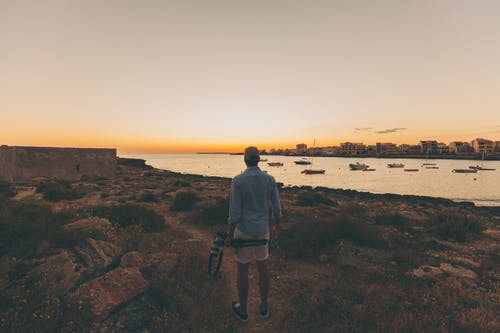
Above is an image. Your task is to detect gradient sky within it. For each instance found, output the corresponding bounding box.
[1,0,499,153]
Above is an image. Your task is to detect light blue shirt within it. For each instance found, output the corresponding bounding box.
[228,166,283,237]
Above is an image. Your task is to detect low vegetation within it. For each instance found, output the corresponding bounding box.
[279,215,386,260]
[0,180,16,198]
[0,199,97,256]
[196,197,229,226]
[431,213,486,242]
[374,211,409,227]
[295,191,337,207]
[35,179,81,202]
[170,191,200,211]
[148,251,233,332]
[92,204,166,232]
[137,191,160,203]
[1,167,497,333]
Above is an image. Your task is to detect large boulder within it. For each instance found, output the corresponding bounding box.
[68,267,149,319]
[27,250,80,296]
[120,251,144,268]
[63,217,113,235]
[74,238,122,275]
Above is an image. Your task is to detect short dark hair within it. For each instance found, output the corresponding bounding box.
[245,158,258,167]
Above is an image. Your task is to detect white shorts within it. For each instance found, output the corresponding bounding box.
[233,228,270,264]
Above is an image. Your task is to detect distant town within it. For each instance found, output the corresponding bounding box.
[261,138,500,160]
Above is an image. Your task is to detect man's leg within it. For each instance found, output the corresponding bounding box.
[256,259,269,310]
[237,262,250,315]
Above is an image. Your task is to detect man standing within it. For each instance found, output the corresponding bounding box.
[227,146,283,322]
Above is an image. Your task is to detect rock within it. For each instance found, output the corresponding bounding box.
[74,238,122,274]
[68,267,149,319]
[439,263,478,281]
[410,265,443,279]
[64,217,113,235]
[409,263,478,284]
[120,252,144,268]
[27,250,80,296]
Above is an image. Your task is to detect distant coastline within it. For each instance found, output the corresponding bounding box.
[262,153,500,161]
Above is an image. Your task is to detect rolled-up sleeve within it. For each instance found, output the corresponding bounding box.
[270,179,283,220]
[228,178,242,224]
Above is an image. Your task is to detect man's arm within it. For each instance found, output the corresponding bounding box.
[227,179,241,245]
[270,179,283,240]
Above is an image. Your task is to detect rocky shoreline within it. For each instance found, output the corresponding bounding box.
[0,159,498,332]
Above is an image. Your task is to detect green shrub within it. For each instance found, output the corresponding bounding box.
[36,179,80,202]
[92,204,166,232]
[431,214,485,242]
[279,215,386,260]
[296,191,337,207]
[0,180,16,198]
[171,191,200,212]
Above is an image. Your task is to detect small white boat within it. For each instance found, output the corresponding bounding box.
[349,162,369,170]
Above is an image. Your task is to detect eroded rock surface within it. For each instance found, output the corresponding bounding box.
[27,250,80,296]
[64,217,113,234]
[120,251,144,268]
[409,263,478,284]
[68,267,149,319]
[74,238,122,275]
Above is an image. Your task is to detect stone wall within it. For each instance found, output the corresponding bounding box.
[0,145,116,182]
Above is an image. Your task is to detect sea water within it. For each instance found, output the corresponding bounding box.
[121,154,500,206]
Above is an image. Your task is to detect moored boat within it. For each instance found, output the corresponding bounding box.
[452,168,477,173]
[267,162,283,167]
[387,163,404,168]
[404,169,419,172]
[294,160,312,165]
[301,169,326,174]
[469,165,495,171]
[349,162,369,170]
[476,166,496,171]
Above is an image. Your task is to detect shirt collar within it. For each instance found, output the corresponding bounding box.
[246,166,261,172]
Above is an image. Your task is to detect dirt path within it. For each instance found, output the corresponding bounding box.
[156,205,287,332]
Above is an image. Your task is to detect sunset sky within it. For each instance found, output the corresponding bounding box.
[1,0,499,153]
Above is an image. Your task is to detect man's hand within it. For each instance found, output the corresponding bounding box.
[271,225,280,240]
[224,232,233,247]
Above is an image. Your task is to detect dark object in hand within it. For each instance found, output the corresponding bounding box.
[208,231,268,276]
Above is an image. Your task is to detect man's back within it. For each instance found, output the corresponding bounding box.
[228,166,282,237]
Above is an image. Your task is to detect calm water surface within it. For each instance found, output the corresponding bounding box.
[122,154,500,206]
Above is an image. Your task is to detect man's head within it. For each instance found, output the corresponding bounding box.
[244,146,260,167]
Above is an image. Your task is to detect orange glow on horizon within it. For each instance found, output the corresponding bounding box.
[3,133,498,155]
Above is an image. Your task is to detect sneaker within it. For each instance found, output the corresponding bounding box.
[232,302,248,322]
[260,302,270,319]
